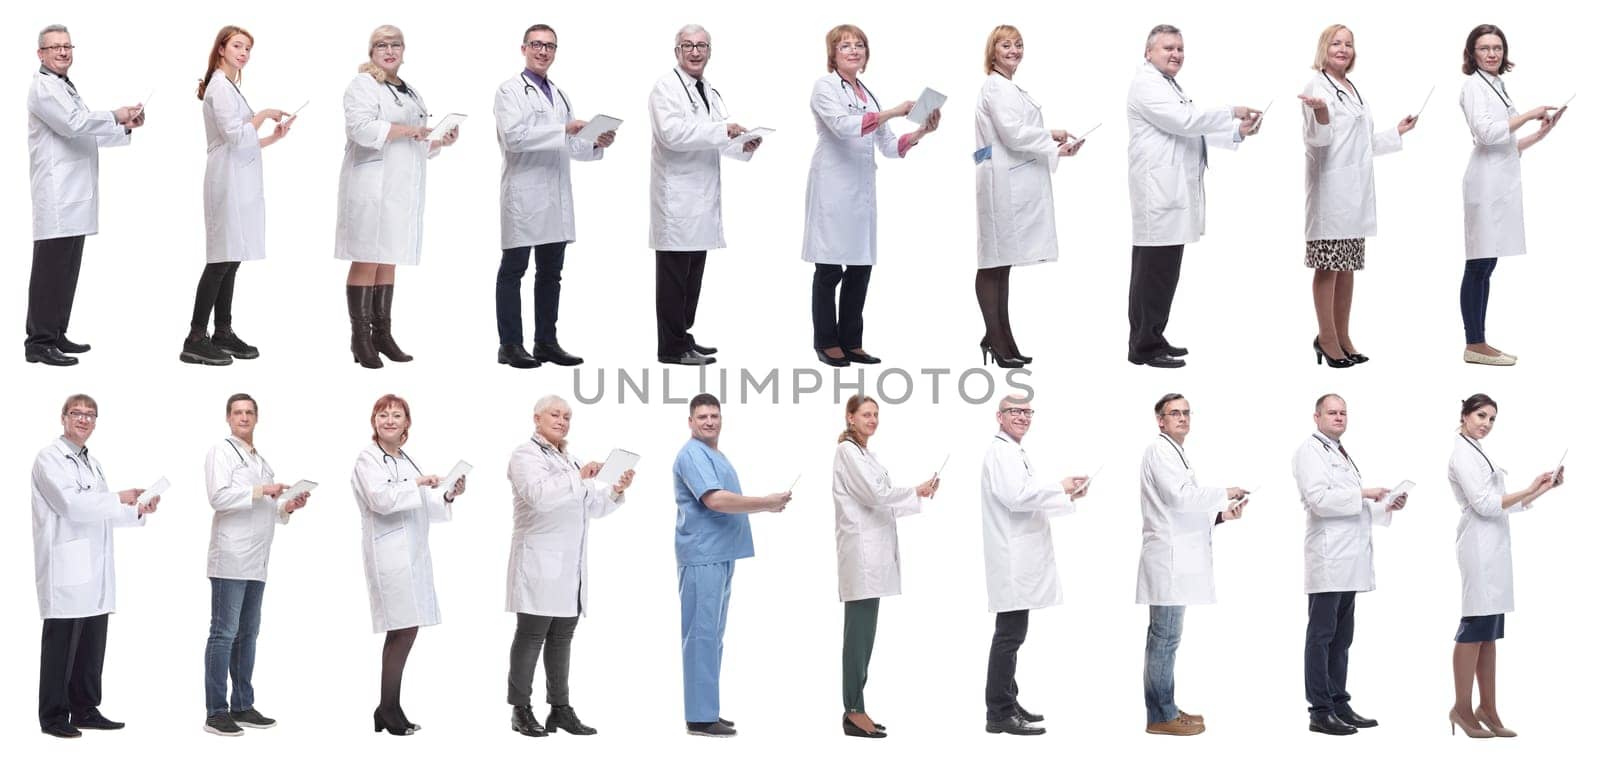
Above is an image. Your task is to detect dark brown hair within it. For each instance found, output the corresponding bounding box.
[1154,393,1185,416]
[226,393,257,416]
[1460,393,1498,419]
[1462,24,1513,75]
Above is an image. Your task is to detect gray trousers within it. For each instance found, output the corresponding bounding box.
[507,613,578,707]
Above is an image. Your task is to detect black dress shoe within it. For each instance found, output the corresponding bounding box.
[546,704,596,735]
[1164,344,1189,357]
[71,708,125,730]
[691,342,718,356]
[499,344,542,369]
[718,717,735,728]
[815,348,850,367]
[26,344,78,366]
[56,337,91,353]
[986,715,1044,735]
[1016,705,1044,723]
[1333,707,1378,728]
[842,713,887,738]
[659,350,716,366]
[686,720,736,737]
[42,722,82,738]
[1130,353,1186,369]
[846,349,882,364]
[533,342,584,366]
[1309,711,1357,735]
[511,705,547,737]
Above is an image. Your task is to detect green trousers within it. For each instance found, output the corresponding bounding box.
[842,598,880,712]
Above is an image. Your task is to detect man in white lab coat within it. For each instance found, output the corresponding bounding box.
[32,393,157,738]
[1136,393,1247,735]
[494,24,616,369]
[647,24,761,366]
[25,25,145,366]
[1124,25,1258,369]
[979,394,1087,735]
[1291,393,1404,735]
[201,393,309,736]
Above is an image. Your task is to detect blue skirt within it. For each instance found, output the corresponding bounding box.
[1455,614,1506,643]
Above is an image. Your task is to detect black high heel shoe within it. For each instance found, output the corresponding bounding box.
[980,340,1025,369]
[816,348,850,368]
[1341,346,1370,364]
[373,707,415,736]
[1312,337,1355,369]
[842,713,887,739]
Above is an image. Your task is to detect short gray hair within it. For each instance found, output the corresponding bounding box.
[676,24,710,46]
[1145,24,1181,51]
[533,394,570,417]
[39,24,69,48]
[997,393,1029,412]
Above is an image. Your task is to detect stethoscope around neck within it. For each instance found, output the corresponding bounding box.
[673,68,723,117]
[1321,69,1364,107]
[65,448,102,492]
[1458,431,1499,472]
[380,447,422,483]
[837,75,880,112]
[1475,70,1515,116]
[521,71,571,114]
[382,80,428,120]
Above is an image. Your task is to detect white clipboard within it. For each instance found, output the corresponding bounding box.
[596,448,640,485]
[733,126,773,145]
[1382,480,1415,507]
[1073,464,1104,497]
[1068,122,1101,148]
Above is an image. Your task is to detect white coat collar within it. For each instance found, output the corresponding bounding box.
[994,430,1022,447]
[1311,431,1341,449]
[674,65,706,86]
[226,435,259,456]
[54,436,88,460]
[532,432,568,455]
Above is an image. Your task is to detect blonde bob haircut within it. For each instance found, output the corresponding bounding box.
[826,24,870,73]
[1311,24,1356,73]
[358,24,404,83]
[984,25,1021,75]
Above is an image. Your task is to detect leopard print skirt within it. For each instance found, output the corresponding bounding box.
[1305,238,1366,271]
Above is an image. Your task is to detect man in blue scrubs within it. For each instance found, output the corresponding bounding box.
[672,393,791,737]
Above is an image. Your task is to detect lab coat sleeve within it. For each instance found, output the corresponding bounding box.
[1131,77,1237,138]
[874,119,904,160]
[1460,81,1511,146]
[835,445,922,519]
[32,453,142,525]
[1292,442,1363,518]
[29,79,127,140]
[812,79,868,140]
[649,78,732,151]
[207,83,257,148]
[987,446,1072,516]
[1450,446,1515,517]
[986,80,1058,169]
[564,92,604,161]
[1370,125,1402,156]
[344,78,390,150]
[581,471,625,520]
[1150,445,1228,514]
[495,83,568,154]
[1204,126,1241,152]
[508,446,580,513]
[352,450,431,516]
[1368,500,1393,527]
[205,445,276,514]
[1302,82,1333,148]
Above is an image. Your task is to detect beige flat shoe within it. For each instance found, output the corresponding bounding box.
[1464,349,1516,366]
[1474,707,1517,737]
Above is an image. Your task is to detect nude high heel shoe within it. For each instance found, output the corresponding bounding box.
[1449,708,1494,738]
[1474,707,1516,738]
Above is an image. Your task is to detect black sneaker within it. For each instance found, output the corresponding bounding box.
[180,335,234,366]
[686,721,736,737]
[70,708,125,730]
[211,330,260,360]
[204,713,244,736]
[231,708,276,729]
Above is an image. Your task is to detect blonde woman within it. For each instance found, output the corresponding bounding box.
[335,25,459,369]
[183,25,294,366]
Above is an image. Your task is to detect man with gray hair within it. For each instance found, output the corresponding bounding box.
[26,25,146,366]
[647,24,763,366]
[1125,25,1259,369]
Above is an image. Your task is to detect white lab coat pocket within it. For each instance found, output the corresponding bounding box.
[1145,165,1183,211]
[508,182,552,219]
[52,538,92,588]
[375,526,409,575]
[1171,533,1208,576]
[534,547,566,579]
[53,159,94,205]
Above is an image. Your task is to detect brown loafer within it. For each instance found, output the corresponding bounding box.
[1146,717,1205,736]
[1179,709,1205,723]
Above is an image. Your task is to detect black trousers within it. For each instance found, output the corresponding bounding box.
[1127,244,1185,360]
[497,242,568,346]
[507,613,579,707]
[655,250,707,355]
[812,264,872,350]
[25,235,87,349]
[1305,591,1357,714]
[984,609,1029,721]
[189,261,241,334]
[39,614,108,728]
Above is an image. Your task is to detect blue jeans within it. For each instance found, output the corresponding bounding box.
[679,561,733,723]
[1143,605,1185,724]
[205,578,265,716]
[1460,258,1498,344]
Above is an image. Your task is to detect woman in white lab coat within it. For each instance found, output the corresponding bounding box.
[1457,25,1564,366]
[335,25,459,369]
[831,394,936,737]
[974,25,1082,369]
[1446,393,1562,738]
[503,395,633,737]
[180,26,295,368]
[1300,25,1415,368]
[352,394,466,735]
[803,25,940,368]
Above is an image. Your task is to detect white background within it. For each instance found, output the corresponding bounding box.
[4,0,1595,760]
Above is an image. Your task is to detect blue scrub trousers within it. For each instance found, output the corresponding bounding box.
[679,561,734,723]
